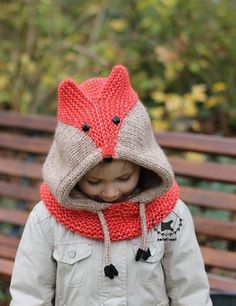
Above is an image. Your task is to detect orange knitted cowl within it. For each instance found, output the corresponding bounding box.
[40,181,179,241]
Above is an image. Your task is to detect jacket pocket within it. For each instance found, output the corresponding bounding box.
[53,242,92,287]
[132,242,165,283]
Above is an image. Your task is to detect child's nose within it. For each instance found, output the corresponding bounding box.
[101,185,119,200]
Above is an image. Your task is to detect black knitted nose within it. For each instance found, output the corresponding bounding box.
[103,155,113,163]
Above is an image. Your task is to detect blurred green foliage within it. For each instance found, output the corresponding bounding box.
[0,0,236,134]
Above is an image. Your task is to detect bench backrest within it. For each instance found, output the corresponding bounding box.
[0,111,236,291]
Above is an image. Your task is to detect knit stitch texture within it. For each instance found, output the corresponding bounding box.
[41,64,178,242]
[41,64,179,273]
[57,65,138,157]
[40,181,179,240]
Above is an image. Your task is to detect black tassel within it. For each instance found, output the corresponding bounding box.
[104,264,118,279]
[135,248,143,261]
[142,248,151,260]
[135,248,151,261]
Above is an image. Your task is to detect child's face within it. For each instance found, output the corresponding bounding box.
[78,160,140,203]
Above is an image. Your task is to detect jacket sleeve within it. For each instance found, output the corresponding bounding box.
[10,203,56,306]
[161,200,212,306]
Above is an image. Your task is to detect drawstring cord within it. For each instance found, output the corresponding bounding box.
[98,201,151,279]
[135,202,151,261]
[98,211,118,279]
[140,202,148,250]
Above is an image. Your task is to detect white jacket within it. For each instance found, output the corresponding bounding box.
[10,199,212,306]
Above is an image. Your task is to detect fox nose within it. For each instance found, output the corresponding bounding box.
[103,155,113,163]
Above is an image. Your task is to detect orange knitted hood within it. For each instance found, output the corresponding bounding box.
[40,65,179,279]
[42,65,175,211]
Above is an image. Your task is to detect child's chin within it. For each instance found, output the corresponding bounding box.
[93,197,122,203]
[90,195,129,204]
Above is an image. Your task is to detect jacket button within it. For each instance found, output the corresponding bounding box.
[82,123,90,132]
[68,250,76,258]
[112,116,120,124]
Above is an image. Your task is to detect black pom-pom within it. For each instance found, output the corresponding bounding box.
[104,264,118,279]
[135,248,144,261]
[110,264,118,276]
[142,248,151,260]
[104,265,113,279]
[135,248,151,261]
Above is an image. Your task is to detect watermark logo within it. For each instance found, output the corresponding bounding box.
[154,212,183,241]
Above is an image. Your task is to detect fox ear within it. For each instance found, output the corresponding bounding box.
[109,65,129,82]
[57,79,90,119]
[58,78,78,98]
[100,65,135,103]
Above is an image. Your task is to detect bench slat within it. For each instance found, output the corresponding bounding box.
[1,112,236,158]
[181,186,236,212]
[1,155,236,184]
[0,132,52,154]
[0,264,235,293]
[194,217,236,241]
[1,182,235,213]
[0,234,20,248]
[156,131,236,157]
[0,157,42,179]
[170,156,236,183]
[0,111,56,132]
[0,245,17,260]
[1,242,235,281]
[208,273,236,292]
[0,208,29,226]
[0,258,14,279]
[1,212,235,241]
[201,246,236,271]
[1,241,235,277]
[0,181,40,202]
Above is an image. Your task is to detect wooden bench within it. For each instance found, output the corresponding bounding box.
[0,111,236,293]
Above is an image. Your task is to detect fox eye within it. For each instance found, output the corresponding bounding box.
[82,123,90,132]
[112,116,120,125]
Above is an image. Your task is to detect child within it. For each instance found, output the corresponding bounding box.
[10,65,212,306]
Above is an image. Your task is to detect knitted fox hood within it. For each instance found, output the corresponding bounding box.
[40,65,179,278]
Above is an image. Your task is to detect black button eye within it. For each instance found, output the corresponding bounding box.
[82,123,90,132]
[112,116,120,125]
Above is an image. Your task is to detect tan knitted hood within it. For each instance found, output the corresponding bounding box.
[42,65,174,211]
[41,65,178,279]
